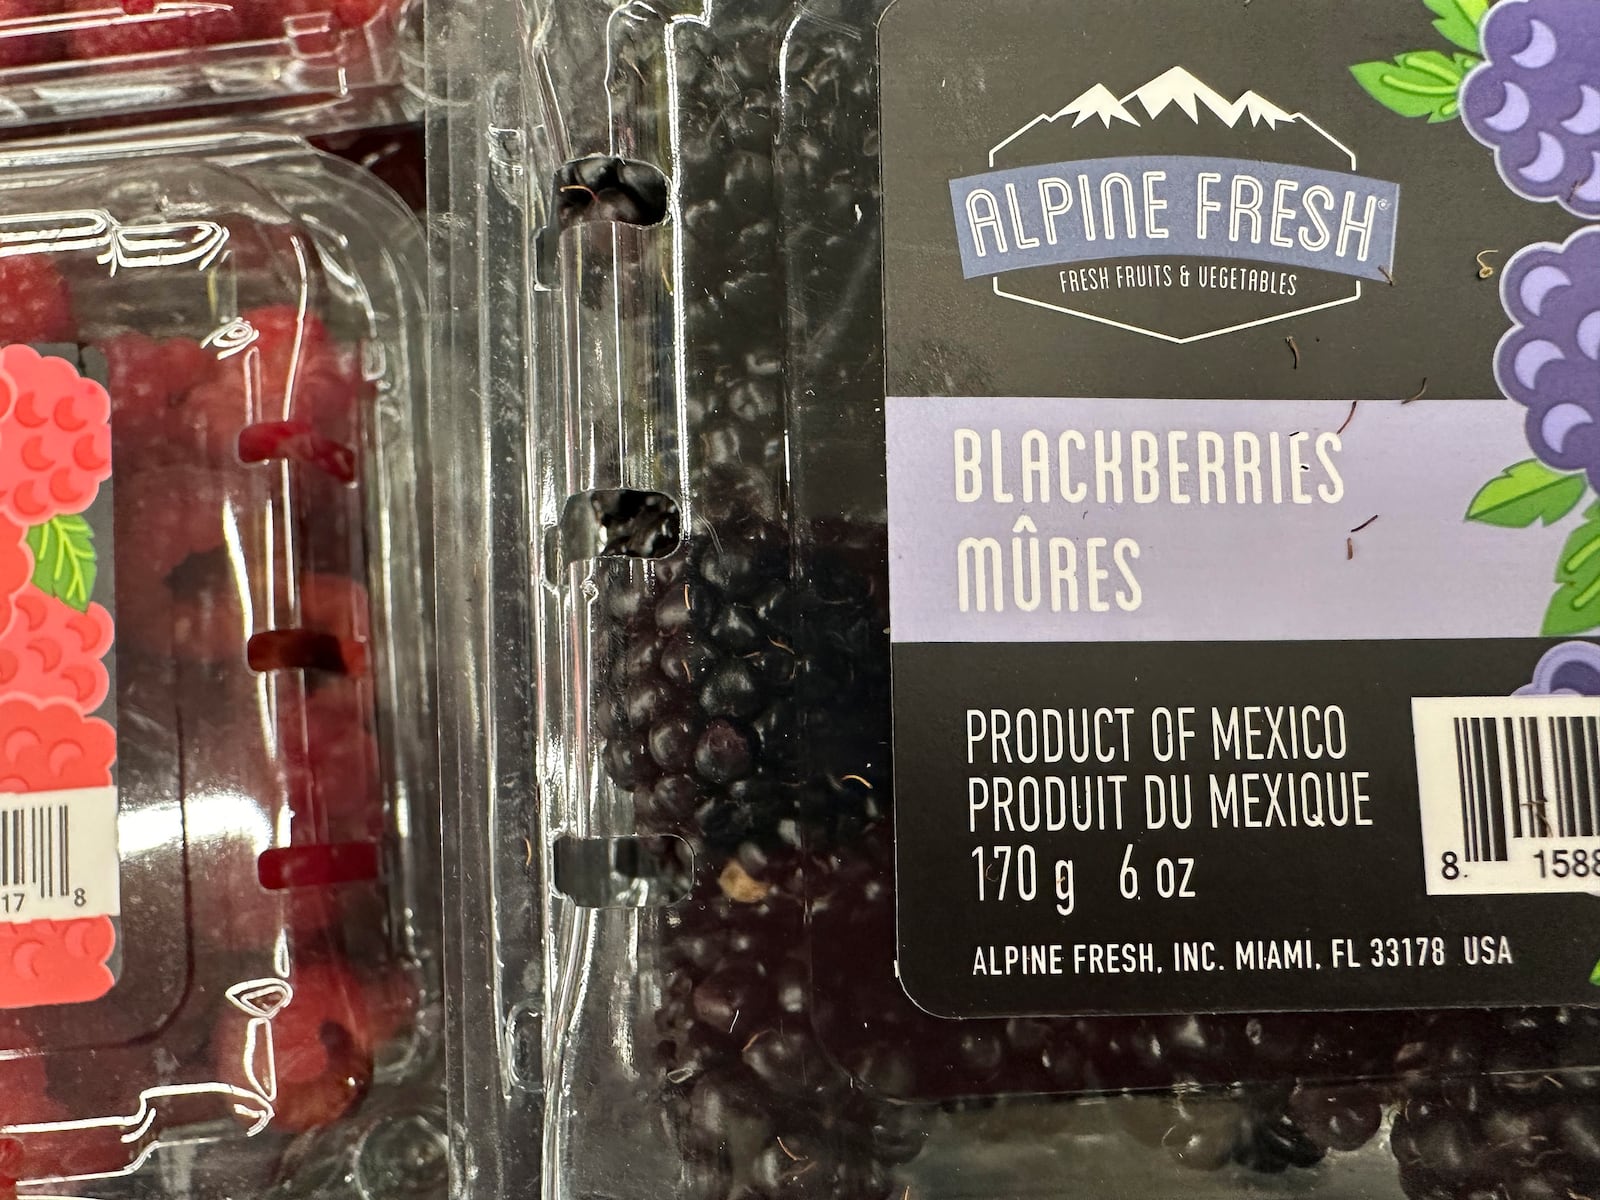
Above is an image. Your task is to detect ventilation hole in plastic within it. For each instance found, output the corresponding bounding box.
[247,629,366,675]
[560,489,681,562]
[258,843,381,890]
[552,835,692,908]
[553,156,668,228]
[238,420,357,483]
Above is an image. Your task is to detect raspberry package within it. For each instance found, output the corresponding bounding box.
[0,141,438,1194]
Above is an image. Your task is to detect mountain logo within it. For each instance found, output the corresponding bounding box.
[949,66,1402,343]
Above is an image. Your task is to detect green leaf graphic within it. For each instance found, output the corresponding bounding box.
[1590,956,1600,986]
[1467,460,1588,528]
[1350,51,1472,122]
[25,515,96,612]
[1545,505,1600,636]
[1424,0,1490,53]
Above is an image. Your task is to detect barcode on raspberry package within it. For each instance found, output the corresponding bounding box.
[0,786,119,923]
[1414,697,1600,896]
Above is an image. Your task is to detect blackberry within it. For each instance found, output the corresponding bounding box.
[1392,1010,1600,1200]
[1461,0,1600,217]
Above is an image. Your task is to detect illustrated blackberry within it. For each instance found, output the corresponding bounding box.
[1461,0,1600,217]
[1495,227,1600,486]
[1518,640,1600,694]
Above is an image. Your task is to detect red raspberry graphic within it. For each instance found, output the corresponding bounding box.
[0,592,112,715]
[0,258,74,347]
[287,682,382,843]
[0,697,114,792]
[0,346,111,526]
[0,521,30,647]
[0,919,115,1009]
[65,0,249,59]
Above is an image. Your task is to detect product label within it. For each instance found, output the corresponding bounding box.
[879,0,1600,1017]
[0,343,119,1009]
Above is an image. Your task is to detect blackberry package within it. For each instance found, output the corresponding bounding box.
[433,0,1600,1196]
[0,134,441,1197]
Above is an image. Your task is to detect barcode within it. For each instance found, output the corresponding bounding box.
[0,803,72,900]
[1415,697,1600,895]
[0,786,118,922]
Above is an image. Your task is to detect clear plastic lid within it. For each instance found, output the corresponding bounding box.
[0,135,440,1195]
[434,0,1600,1194]
[0,0,410,131]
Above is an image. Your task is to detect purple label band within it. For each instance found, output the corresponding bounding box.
[949,155,1401,282]
[886,396,1559,645]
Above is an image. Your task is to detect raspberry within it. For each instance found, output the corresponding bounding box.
[0,697,114,792]
[286,682,382,843]
[1461,0,1600,217]
[0,258,73,348]
[98,332,211,465]
[0,1045,50,1124]
[0,345,111,526]
[64,0,249,59]
[0,592,112,715]
[111,465,239,658]
[299,572,370,643]
[0,0,64,69]
[1496,227,1600,486]
[210,959,372,1133]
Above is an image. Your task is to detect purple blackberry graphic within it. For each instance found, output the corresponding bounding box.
[1354,0,1600,216]
[1496,228,1600,488]
[1461,0,1600,217]
[1466,231,1600,636]
[1516,640,1600,695]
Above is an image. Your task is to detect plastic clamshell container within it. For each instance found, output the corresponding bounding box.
[0,133,441,1197]
[0,0,409,132]
[431,0,1600,1198]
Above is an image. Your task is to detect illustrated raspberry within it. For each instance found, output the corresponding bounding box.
[0,521,30,647]
[0,257,74,348]
[1496,227,1600,487]
[0,345,111,526]
[1517,640,1600,695]
[0,592,112,715]
[0,696,114,792]
[0,919,115,1009]
[1461,0,1600,217]
[65,0,249,59]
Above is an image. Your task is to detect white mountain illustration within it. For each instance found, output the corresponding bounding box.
[1125,66,1295,129]
[989,66,1314,167]
[1057,83,1139,129]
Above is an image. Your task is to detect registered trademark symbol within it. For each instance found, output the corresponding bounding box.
[1378,199,1391,210]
